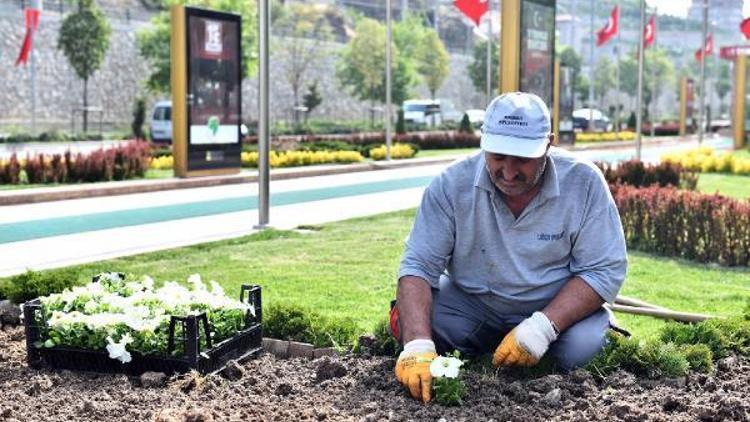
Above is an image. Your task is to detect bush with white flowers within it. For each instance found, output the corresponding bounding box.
[34,273,254,363]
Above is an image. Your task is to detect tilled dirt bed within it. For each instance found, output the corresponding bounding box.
[1,327,749,422]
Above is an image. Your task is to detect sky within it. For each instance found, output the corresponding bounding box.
[646,0,750,18]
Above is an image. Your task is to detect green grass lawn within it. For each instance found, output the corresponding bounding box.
[4,209,748,341]
[696,173,750,200]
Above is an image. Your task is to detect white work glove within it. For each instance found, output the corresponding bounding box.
[395,339,437,402]
[492,311,558,367]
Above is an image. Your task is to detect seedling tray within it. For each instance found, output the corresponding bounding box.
[23,284,263,375]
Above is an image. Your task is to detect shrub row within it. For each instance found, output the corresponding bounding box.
[0,130,104,144]
[245,131,479,151]
[576,131,636,143]
[240,150,364,168]
[0,141,151,185]
[661,147,750,175]
[597,159,698,190]
[0,268,84,304]
[263,303,359,349]
[612,184,750,266]
[369,143,417,160]
[588,313,750,378]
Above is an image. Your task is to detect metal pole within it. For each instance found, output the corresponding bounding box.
[650,8,656,138]
[385,0,392,161]
[257,0,270,227]
[614,1,620,139]
[698,0,708,144]
[588,0,595,131]
[400,0,407,19]
[570,0,576,48]
[635,0,645,160]
[31,41,36,137]
[486,0,492,105]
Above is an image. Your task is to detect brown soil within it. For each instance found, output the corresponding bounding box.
[1,326,749,421]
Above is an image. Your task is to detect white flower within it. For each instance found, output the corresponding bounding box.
[430,356,463,379]
[106,333,133,363]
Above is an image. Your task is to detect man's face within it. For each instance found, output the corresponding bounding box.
[485,150,548,197]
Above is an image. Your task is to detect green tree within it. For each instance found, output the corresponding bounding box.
[560,47,587,106]
[336,18,417,125]
[131,97,146,139]
[302,80,322,121]
[715,60,731,114]
[416,31,450,99]
[643,48,675,121]
[275,3,331,112]
[467,39,499,95]
[57,0,111,133]
[136,0,257,94]
[594,56,615,106]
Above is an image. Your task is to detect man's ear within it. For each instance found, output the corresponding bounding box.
[546,134,554,152]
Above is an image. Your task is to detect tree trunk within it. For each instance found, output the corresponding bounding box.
[83,78,89,133]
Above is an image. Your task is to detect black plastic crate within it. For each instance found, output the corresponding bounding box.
[23,284,263,375]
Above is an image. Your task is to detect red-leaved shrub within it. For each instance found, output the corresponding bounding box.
[597,160,698,190]
[612,184,750,266]
[0,141,150,185]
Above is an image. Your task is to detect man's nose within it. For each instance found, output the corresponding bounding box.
[500,162,519,181]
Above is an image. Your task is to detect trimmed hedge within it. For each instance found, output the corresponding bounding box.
[597,160,698,190]
[0,268,83,304]
[0,141,150,185]
[263,303,359,349]
[245,130,479,151]
[662,147,750,175]
[612,184,750,266]
[369,143,417,160]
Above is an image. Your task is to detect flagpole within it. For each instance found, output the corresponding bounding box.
[486,0,492,105]
[31,38,36,137]
[588,0,595,132]
[386,0,392,161]
[615,2,620,140]
[635,0,645,160]
[650,8,657,138]
[698,0,708,144]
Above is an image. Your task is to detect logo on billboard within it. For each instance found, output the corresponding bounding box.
[207,116,220,136]
[205,21,222,54]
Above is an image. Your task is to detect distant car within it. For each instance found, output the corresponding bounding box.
[150,100,172,143]
[572,108,611,132]
[403,99,463,127]
[149,100,248,143]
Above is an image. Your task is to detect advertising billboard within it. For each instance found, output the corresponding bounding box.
[520,0,555,107]
[171,6,242,176]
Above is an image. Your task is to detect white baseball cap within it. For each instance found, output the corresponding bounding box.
[480,92,551,158]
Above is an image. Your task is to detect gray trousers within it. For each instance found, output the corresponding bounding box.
[430,276,610,371]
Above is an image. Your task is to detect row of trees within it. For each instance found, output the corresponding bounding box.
[560,45,732,122]
[136,2,452,123]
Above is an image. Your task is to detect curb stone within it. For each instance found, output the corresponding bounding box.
[262,337,339,359]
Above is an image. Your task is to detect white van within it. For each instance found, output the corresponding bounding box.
[402,99,463,127]
[150,100,172,143]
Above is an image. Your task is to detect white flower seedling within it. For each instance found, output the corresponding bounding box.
[430,352,467,406]
[430,356,463,379]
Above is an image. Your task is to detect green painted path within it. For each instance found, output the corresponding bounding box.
[0,175,436,244]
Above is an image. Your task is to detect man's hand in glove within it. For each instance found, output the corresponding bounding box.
[395,339,437,402]
[492,311,558,367]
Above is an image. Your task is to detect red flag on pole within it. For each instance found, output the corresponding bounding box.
[596,5,619,46]
[453,0,488,26]
[15,6,41,66]
[741,17,750,39]
[643,15,655,48]
[695,33,713,62]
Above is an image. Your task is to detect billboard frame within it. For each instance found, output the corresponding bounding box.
[171,5,242,178]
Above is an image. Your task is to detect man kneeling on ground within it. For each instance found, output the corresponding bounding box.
[392,92,628,402]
